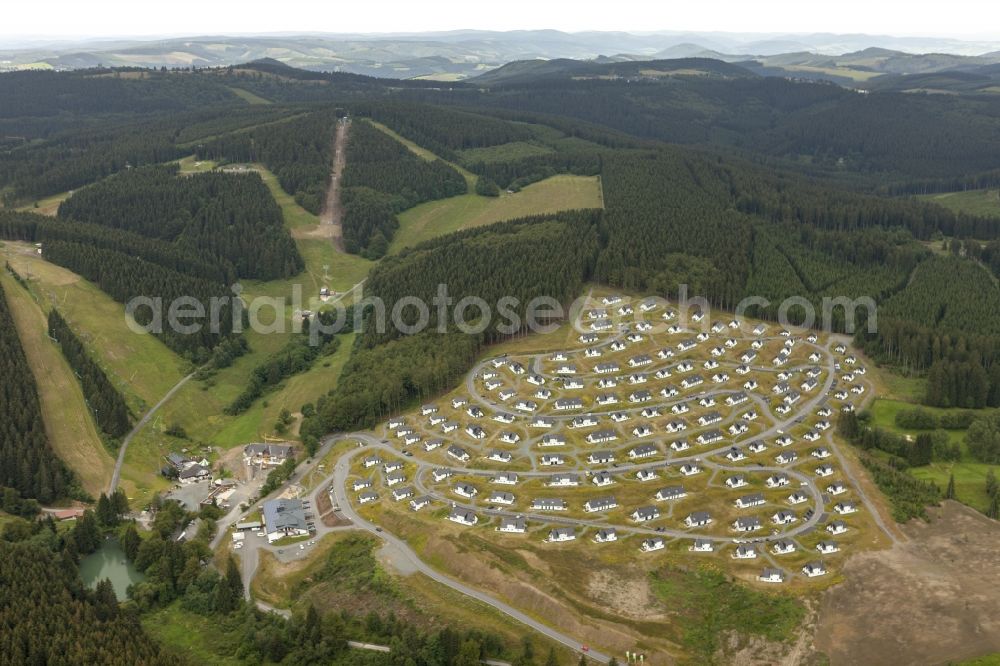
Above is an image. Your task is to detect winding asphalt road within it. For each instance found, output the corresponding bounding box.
[318,440,613,663]
[241,307,886,659]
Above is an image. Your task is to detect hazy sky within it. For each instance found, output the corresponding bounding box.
[4,0,999,40]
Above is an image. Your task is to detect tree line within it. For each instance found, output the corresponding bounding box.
[0,211,234,285]
[40,241,238,361]
[0,279,75,504]
[48,308,132,439]
[352,101,536,162]
[196,109,338,214]
[837,411,941,521]
[225,313,342,416]
[340,120,466,258]
[57,165,302,281]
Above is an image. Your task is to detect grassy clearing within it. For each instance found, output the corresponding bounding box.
[3,247,188,415]
[868,398,997,512]
[457,141,555,164]
[211,332,356,446]
[226,86,272,105]
[15,190,72,216]
[252,529,575,660]
[781,64,882,82]
[0,270,113,497]
[254,164,373,295]
[918,189,1000,218]
[960,654,1000,666]
[175,155,218,175]
[368,119,603,254]
[911,463,996,513]
[142,604,246,666]
[881,372,926,403]
[390,175,604,253]
[649,565,805,657]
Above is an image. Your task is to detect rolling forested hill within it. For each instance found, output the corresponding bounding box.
[3,58,1000,475]
[5,53,1000,666]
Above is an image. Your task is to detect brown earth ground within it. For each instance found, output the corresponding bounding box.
[316,119,348,248]
[815,500,1000,666]
[315,485,351,527]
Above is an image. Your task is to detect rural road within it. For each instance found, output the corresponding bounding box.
[319,441,614,663]
[108,370,196,494]
[239,306,883,659]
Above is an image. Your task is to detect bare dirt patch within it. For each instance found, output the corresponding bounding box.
[408,528,675,658]
[586,569,664,621]
[815,501,1000,666]
[290,224,337,240]
[315,486,352,527]
[318,120,348,250]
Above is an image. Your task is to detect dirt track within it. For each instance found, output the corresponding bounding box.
[815,501,1000,666]
[319,119,349,250]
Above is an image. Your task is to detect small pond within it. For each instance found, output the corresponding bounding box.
[79,538,144,601]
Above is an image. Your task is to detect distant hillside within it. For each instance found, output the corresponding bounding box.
[4,30,1000,81]
[472,57,756,86]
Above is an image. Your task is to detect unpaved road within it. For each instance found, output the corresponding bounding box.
[816,500,1000,666]
[319,119,349,250]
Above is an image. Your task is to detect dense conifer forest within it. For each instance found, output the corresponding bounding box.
[57,165,302,281]
[195,109,339,214]
[340,120,467,256]
[0,280,74,503]
[6,60,1000,663]
[0,539,179,666]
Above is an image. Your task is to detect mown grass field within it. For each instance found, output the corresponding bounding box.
[918,189,1000,217]
[0,269,113,497]
[390,175,604,253]
[457,141,555,164]
[255,164,373,295]
[868,397,997,512]
[226,86,272,105]
[780,64,883,82]
[175,155,218,174]
[3,245,188,416]
[367,119,604,254]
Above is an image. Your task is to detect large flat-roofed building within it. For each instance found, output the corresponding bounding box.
[261,498,310,543]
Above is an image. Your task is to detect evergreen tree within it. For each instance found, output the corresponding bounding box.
[208,557,244,615]
[93,578,119,621]
[96,493,115,526]
[72,510,102,555]
[945,473,956,500]
[120,523,141,561]
[910,434,934,467]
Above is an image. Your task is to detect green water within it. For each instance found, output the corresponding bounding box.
[79,538,144,601]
